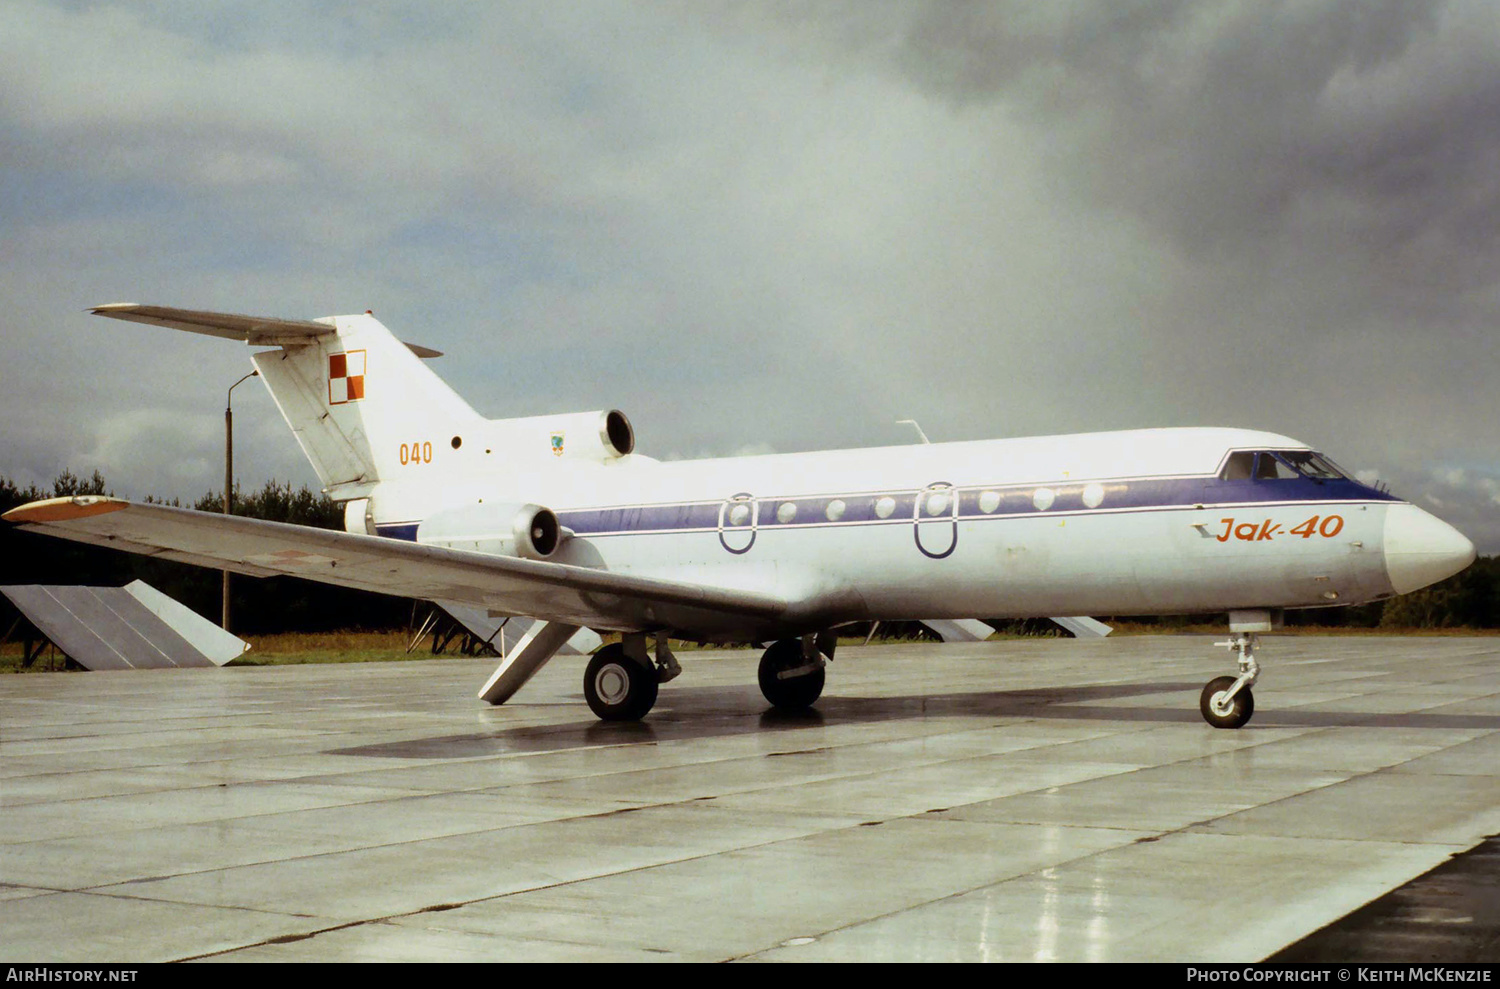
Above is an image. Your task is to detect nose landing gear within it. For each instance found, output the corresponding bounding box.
[1199,610,1278,729]
[1200,637,1258,729]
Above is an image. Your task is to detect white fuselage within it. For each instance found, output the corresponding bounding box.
[363,425,1453,640]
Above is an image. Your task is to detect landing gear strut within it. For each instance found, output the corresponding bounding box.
[1198,610,1275,729]
[758,634,832,710]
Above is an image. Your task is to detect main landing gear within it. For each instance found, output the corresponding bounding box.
[758,634,833,710]
[581,631,837,720]
[584,633,681,721]
[1198,610,1277,729]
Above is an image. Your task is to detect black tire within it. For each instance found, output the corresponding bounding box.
[584,644,658,721]
[758,639,825,709]
[1199,675,1254,729]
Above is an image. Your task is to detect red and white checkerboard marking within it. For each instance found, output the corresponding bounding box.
[328,350,366,405]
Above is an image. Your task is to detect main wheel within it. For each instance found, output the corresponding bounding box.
[758,639,825,710]
[584,644,659,721]
[1200,675,1254,729]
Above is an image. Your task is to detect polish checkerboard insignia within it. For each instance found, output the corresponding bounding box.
[551,432,565,457]
[328,350,366,405]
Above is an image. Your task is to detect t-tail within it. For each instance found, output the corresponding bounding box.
[89,304,637,527]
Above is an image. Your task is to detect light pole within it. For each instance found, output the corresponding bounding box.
[224,369,259,631]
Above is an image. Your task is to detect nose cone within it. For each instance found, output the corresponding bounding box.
[1384,503,1477,595]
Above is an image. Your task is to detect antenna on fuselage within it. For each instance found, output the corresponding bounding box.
[896,420,931,444]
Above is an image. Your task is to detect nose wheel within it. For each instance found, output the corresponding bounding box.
[1200,675,1254,729]
[1199,630,1261,729]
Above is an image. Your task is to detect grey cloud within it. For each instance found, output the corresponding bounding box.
[903,2,1497,295]
[1369,464,1500,553]
[721,1,1500,300]
[0,1,1495,555]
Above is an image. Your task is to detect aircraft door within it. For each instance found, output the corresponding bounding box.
[718,493,758,554]
[914,482,958,559]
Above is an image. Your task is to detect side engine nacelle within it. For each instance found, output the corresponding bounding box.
[343,497,375,535]
[487,409,634,463]
[415,501,566,560]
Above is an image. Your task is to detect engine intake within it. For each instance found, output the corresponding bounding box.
[513,504,561,559]
[415,502,567,560]
[484,409,635,463]
[601,409,634,457]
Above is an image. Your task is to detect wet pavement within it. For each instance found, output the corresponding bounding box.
[2,635,1498,962]
[1272,834,1500,963]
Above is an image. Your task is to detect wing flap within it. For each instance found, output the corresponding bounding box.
[4,497,786,634]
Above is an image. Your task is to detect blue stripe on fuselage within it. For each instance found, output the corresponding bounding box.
[372,476,1395,542]
[375,522,420,541]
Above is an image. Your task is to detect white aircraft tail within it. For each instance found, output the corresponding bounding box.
[89,304,635,505]
[251,313,483,496]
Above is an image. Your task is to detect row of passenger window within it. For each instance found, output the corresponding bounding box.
[731,482,1115,527]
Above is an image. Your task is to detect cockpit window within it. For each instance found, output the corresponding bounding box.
[1220,452,1254,480]
[1220,449,1350,481]
[1277,451,1346,480]
[1256,453,1300,480]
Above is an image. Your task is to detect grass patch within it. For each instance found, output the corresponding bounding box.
[0,641,77,673]
[232,630,423,665]
[0,629,427,671]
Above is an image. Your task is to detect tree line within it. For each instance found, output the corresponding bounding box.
[0,472,409,635]
[2,471,1497,635]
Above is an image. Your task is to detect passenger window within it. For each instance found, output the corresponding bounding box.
[1220,452,1254,480]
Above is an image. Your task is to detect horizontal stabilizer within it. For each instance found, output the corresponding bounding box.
[91,303,334,346]
[90,303,442,357]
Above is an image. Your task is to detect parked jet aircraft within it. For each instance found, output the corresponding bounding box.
[4,305,1477,728]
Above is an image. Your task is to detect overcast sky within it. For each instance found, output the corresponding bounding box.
[2,1,1497,552]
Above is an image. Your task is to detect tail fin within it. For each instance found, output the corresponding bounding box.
[90,304,482,498]
[251,312,482,495]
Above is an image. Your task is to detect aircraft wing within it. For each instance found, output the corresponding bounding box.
[90,304,443,358]
[4,497,785,635]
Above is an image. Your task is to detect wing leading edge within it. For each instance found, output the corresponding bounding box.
[3,497,786,637]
